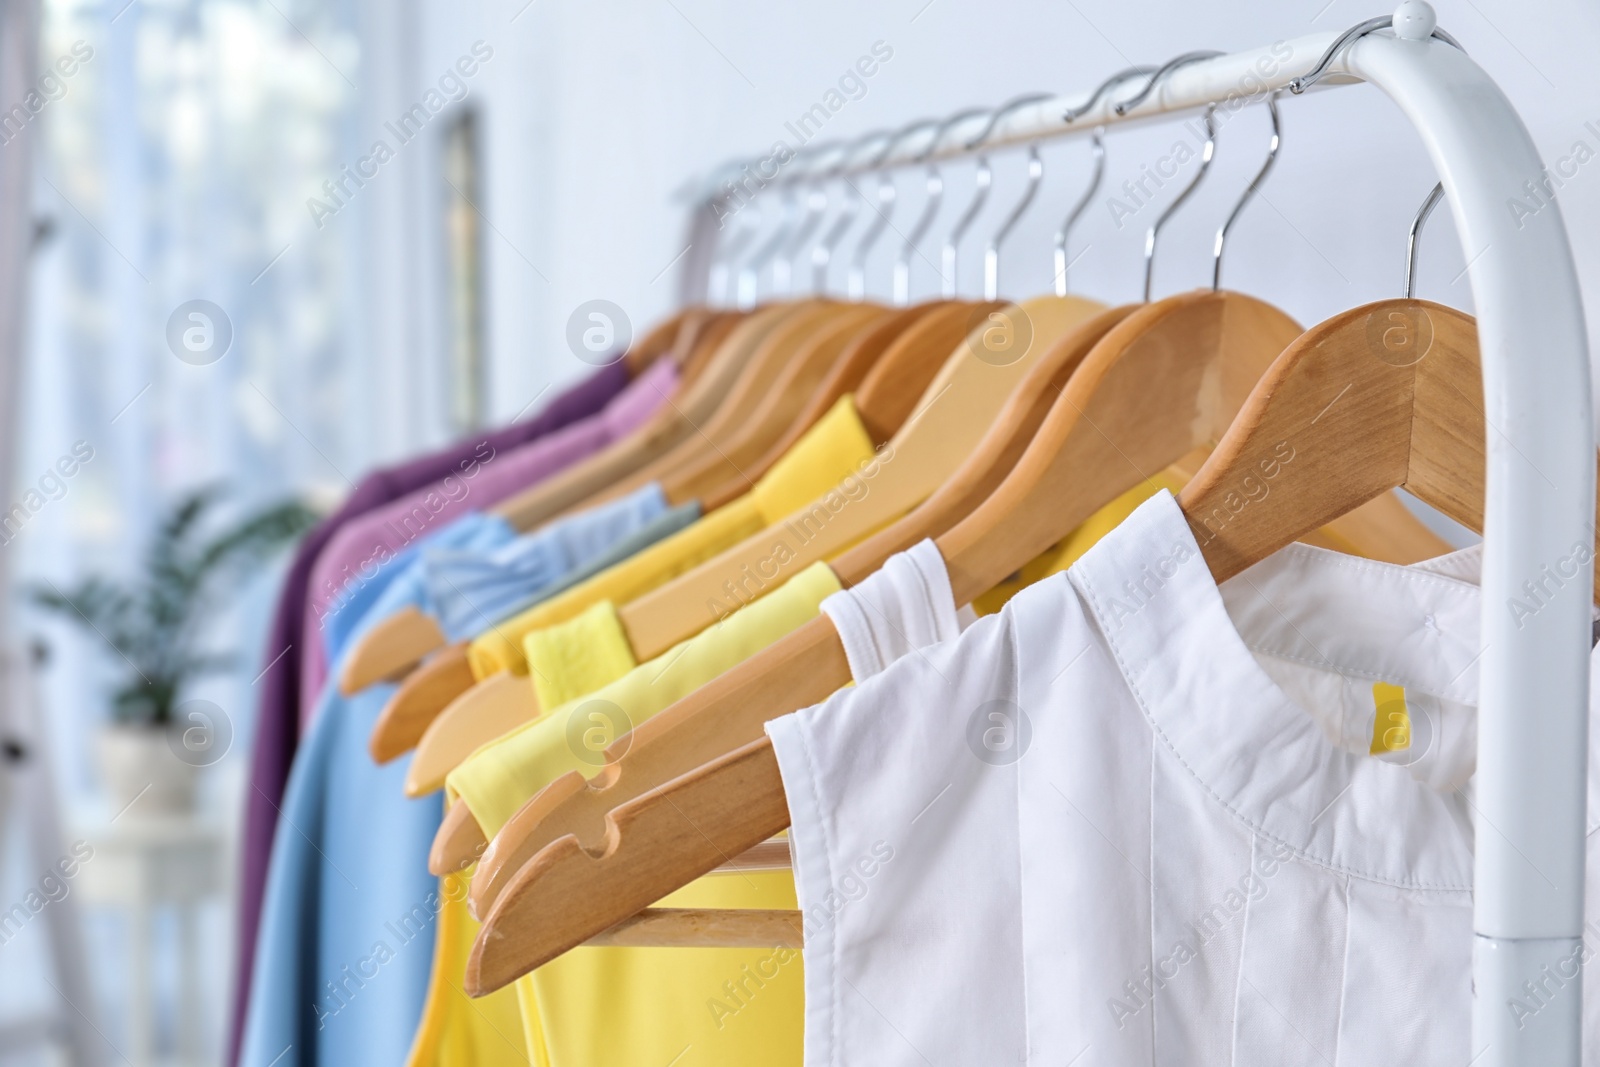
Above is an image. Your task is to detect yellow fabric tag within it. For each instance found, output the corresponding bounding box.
[1371,681,1412,754]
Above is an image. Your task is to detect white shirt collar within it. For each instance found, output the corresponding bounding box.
[1067,490,1480,891]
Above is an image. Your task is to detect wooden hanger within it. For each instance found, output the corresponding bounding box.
[339,307,764,702]
[575,300,851,512]
[694,299,988,516]
[459,287,1315,989]
[622,305,696,375]
[468,299,1583,992]
[338,606,448,696]
[672,308,740,383]
[490,301,786,534]
[711,301,955,511]
[463,290,1459,919]
[430,794,490,873]
[1176,300,1600,590]
[614,294,1106,662]
[852,300,1007,446]
[462,300,1140,912]
[465,734,788,992]
[824,300,996,452]
[410,303,1011,817]
[366,303,967,758]
[404,671,536,797]
[368,643,476,763]
[657,302,889,505]
[423,295,1083,875]
[829,303,1140,583]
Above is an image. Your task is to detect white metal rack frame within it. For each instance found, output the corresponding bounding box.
[689,4,1592,1063]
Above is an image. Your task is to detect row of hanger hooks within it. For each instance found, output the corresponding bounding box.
[707,17,1461,310]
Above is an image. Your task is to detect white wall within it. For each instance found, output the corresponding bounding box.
[366,0,1600,444]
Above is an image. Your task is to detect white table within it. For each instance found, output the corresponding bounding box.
[71,813,224,1067]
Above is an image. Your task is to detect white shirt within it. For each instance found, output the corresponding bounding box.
[769,490,1600,1066]
[822,536,972,682]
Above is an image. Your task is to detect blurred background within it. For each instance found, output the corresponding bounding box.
[0,0,1595,1064]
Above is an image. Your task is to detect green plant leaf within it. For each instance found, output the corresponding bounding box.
[27,487,321,723]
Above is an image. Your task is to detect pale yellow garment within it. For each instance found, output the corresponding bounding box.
[404,850,527,1066]
[451,561,842,837]
[443,564,839,1066]
[468,395,876,678]
[521,600,635,709]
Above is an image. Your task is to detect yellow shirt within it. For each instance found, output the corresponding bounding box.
[438,563,840,1066]
[970,464,1397,616]
[468,395,876,679]
[404,866,528,1066]
[974,470,1188,614]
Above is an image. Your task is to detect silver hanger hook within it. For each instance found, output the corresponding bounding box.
[1289,9,1463,96]
[702,154,770,306]
[848,117,938,300]
[943,93,1051,299]
[1063,66,1157,124]
[1212,91,1281,291]
[939,158,988,297]
[709,214,760,306]
[1054,127,1105,296]
[1114,51,1224,116]
[735,188,797,308]
[894,106,988,306]
[977,93,1054,300]
[1404,182,1445,298]
[1144,104,1217,301]
[810,128,894,293]
[735,140,838,306]
[960,92,1051,153]
[985,145,1042,301]
[776,140,850,293]
[698,158,756,297]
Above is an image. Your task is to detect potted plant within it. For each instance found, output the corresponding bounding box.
[30,486,317,815]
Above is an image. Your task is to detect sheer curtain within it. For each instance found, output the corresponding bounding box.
[7,0,365,1056]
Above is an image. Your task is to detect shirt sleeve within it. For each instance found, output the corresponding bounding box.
[765,604,1032,1067]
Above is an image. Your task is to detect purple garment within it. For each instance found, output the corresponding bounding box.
[300,357,679,712]
[227,362,628,1067]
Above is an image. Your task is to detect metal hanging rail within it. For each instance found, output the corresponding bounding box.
[689,4,1593,1064]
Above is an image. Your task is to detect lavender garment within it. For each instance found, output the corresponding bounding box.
[300,356,678,712]
[227,362,628,1067]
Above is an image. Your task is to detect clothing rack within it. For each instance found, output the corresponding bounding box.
[687,6,1593,1063]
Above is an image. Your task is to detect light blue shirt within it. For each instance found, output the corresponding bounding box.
[240,512,512,1067]
[422,482,669,641]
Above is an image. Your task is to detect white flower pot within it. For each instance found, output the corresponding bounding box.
[93,724,200,816]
